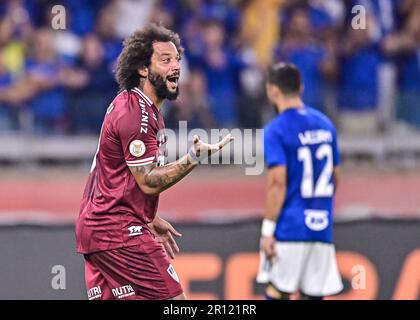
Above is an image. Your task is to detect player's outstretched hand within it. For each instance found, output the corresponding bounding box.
[190,134,234,161]
[261,236,276,259]
[148,215,182,259]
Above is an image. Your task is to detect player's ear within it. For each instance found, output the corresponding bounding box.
[299,84,304,95]
[266,83,275,98]
[138,66,148,78]
[271,84,281,99]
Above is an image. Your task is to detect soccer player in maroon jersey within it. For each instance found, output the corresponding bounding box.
[75,24,233,300]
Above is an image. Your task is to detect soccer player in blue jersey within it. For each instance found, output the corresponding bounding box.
[257,63,343,300]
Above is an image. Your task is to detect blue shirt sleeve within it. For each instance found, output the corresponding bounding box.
[264,123,287,168]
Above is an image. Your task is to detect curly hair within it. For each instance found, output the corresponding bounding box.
[115,23,184,90]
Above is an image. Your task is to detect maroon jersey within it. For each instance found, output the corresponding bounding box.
[75,88,166,254]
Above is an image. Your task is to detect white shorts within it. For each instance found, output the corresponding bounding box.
[257,242,343,297]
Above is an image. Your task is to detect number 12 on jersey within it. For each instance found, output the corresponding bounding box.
[298,144,334,198]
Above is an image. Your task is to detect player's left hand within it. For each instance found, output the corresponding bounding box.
[148,216,182,259]
[261,236,276,259]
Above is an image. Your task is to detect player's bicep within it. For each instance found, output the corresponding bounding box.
[267,166,287,189]
[265,166,287,219]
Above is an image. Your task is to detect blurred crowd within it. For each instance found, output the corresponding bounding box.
[0,0,419,135]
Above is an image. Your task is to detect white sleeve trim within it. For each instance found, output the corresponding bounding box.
[126,156,155,164]
[127,161,154,167]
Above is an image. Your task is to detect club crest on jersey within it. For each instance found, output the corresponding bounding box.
[129,140,146,157]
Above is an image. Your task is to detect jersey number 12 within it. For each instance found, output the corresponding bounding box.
[298,144,334,198]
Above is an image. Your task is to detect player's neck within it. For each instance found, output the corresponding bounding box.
[139,82,163,110]
[277,97,304,114]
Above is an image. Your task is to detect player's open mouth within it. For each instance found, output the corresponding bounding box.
[167,75,179,89]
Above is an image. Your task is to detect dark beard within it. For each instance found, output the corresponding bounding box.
[148,70,179,101]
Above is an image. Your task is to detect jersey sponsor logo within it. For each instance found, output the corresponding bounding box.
[106,103,115,114]
[87,286,102,300]
[167,264,180,283]
[298,130,332,145]
[139,99,149,134]
[129,140,146,157]
[112,285,135,299]
[304,210,329,231]
[128,225,143,236]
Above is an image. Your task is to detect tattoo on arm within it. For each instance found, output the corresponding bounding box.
[131,155,196,194]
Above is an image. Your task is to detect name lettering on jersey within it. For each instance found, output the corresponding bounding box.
[304,210,329,231]
[112,285,135,299]
[298,130,332,145]
[129,140,146,157]
[87,286,102,300]
[139,99,149,134]
[167,264,180,283]
[128,225,143,236]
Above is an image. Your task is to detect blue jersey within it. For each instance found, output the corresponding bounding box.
[264,106,340,243]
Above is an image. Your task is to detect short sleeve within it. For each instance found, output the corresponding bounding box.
[116,109,158,167]
[264,124,287,168]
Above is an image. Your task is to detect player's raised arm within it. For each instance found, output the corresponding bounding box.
[130,134,234,196]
